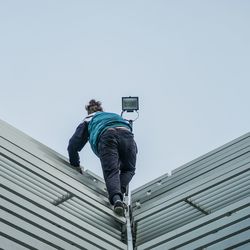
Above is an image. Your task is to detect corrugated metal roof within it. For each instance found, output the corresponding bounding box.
[131,132,250,250]
[1,118,249,250]
[0,119,127,250]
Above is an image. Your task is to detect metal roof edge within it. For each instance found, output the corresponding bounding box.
[171,132,250,175]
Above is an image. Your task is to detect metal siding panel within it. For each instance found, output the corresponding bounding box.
[136,203,202,241]
[0,185,126,250]
[0,221,59,250]
[2,117,250,250]
[134,162,249,220]
[58,202,121,239]
[193,173,249,204]
[0,145,125,223]
[171,133,250,175]
[0,138,110,206]
[0,208,93,250]
[206,230,250,250]
[0,154,65,195]
[136,210,203,246]
[138,200,249,250]
[132,149,250,210]
[63,198,121,230]
[176,219,250,250]
[133,171,249,246]
[0,119,127,250]
[132,135,250,203]
[237,243,250,250]
[0,235,32,250]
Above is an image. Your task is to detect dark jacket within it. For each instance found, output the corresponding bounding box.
[67,111,131,167]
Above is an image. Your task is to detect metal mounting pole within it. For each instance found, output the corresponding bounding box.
[125,120,134,249]
[121,96,139,250]
[124,185,134,250]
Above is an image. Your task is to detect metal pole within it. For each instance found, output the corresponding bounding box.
[124,186,133,250]
[125,120,134,249]
[121,106,136,249]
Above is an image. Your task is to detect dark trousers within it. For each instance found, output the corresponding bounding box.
[98,128,137,205]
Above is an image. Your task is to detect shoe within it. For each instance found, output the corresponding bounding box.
[114,200,125,217]
[75,166,83,174]
[123,202,128,212]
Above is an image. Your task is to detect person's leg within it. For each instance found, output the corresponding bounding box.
[98,130,123,205]
[118,131,137,194]
[120,162,135,194]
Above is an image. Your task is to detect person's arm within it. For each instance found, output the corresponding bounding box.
[67,121,89,168]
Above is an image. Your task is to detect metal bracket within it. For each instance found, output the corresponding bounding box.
[52,193,73,206]
[184,198,210,215]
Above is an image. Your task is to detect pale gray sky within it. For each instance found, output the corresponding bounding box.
[0,0,249,190]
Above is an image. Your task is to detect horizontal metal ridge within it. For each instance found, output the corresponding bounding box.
[0,136,107,197]
[0,118,107,192]
[171,132,250,175]
[137,198,249,249]
[0,118,127,249]
[133,161,249,219]
[134,170,249,245]
[0,178,127,249]
[132,142,250,205]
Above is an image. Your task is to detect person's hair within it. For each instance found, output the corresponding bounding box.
[85,99,103,114]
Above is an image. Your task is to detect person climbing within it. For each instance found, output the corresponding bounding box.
[67,99,137,216]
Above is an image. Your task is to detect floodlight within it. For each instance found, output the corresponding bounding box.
[122,96,139,112]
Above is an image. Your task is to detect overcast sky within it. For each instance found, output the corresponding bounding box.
[0,1,249,190]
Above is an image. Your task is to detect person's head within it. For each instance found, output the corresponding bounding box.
[85,99,103,114]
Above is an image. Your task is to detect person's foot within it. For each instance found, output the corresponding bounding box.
[75,166,83,174]
[114,200,125,217]
[123,202,128,212]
